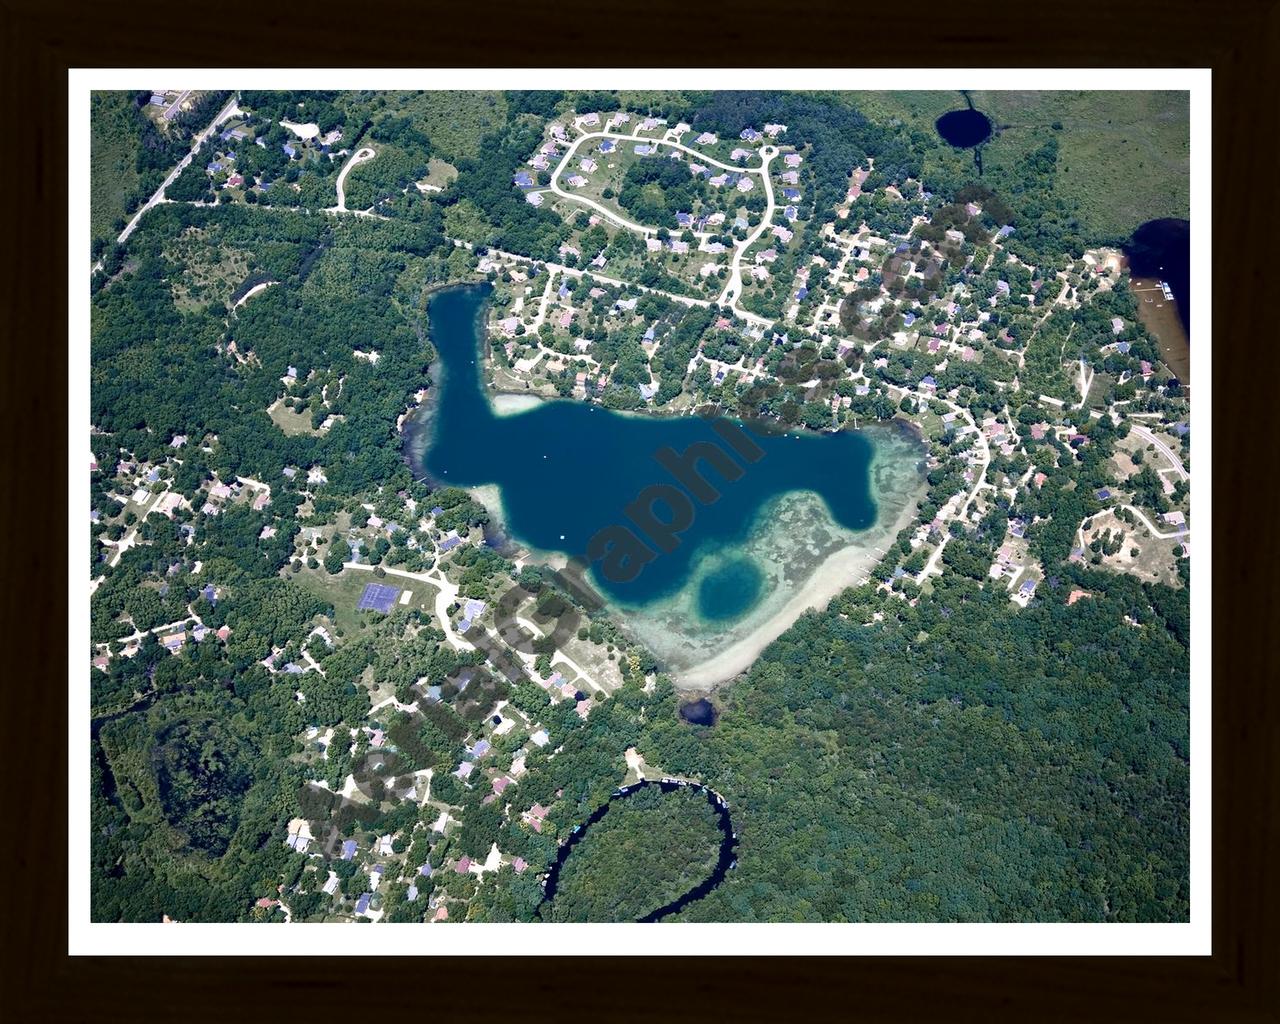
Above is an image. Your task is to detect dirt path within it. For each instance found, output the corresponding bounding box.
[331,147,376,213]
[233,280,276,309]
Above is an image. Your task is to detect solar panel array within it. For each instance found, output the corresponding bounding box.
[357,582,400,613]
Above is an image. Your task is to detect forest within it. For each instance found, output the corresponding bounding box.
[544,786,723,922]
[617,156,709,226]
[90,90,233,255]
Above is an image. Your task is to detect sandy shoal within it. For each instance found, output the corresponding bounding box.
[671,490,920,690]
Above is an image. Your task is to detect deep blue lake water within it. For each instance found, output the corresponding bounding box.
[1126,218,1191,342]
[407,284,884,612]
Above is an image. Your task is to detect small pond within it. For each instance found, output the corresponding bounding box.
[679,698,719,726]
[936,108,992,148]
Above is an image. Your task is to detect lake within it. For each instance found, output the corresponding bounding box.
[1125,218,1191,383]
[405,284,925,678]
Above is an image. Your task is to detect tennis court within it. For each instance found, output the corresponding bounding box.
[357,582,401,613]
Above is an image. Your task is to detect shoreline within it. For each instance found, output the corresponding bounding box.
[490,392,545,416]
[670,483,920,690]
[1127,273,1191,384]
[406,282,926,691]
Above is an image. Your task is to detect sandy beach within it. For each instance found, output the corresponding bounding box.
[490,392,544,416]
[671,486,921,690]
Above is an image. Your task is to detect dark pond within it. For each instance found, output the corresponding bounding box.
[935,108,992,149]
[537,778,738,922]
[1125,218,1191,341]
[679,698,718,726]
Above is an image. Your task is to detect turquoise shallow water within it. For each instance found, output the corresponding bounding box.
[406,284,885,612]
[697,557,765,621]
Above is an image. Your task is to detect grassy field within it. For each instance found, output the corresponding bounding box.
[1082,510,1180,586]
[268,399,320,436]
[853,90,1189,241]
[354,91,509,163]
[90,92,150,248]
[290,564,439,638]
[422,158,458,189]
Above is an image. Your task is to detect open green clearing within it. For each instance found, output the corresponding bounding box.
[90,92,152,246]
[422,158,458,189]
[290,565,439,638]
[351,90,509,163]
[267,400,320,436]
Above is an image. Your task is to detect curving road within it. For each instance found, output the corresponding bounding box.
[545,129,778,324]
[1121,504,1189,540]
[549,129,770,228]
[1130,423,1188,482]
[716,144,776,320]
[331,147,377,213]
[918,395,990,582]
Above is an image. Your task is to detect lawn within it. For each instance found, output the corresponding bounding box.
[290,564,440,638]
[1082,510,1181,586]
[422,158,458,189]
[268,399,322,436]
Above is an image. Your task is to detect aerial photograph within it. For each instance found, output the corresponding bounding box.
[86,85,1193,927]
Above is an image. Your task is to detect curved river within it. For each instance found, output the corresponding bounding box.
[537,778,738,922]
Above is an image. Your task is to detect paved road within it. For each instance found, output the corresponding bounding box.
[513,615,606,695]
[919,396,990,581]
[105,487,170,567]
[160,90,192,122]
[1131,423,1189,482]
[717,145,777,320]
[1077,503,1189,549]
[102,95,241,263]
[460,238,719,315]
[545,128,778,327]
[1122,503,1189,539]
